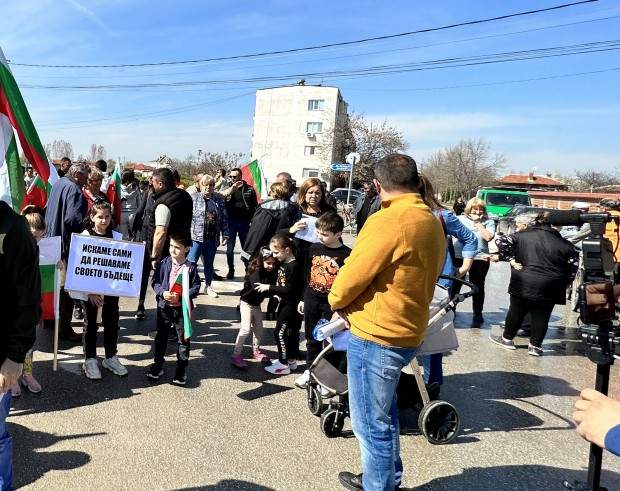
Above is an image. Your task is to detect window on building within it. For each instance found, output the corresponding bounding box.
[308,99,324,111]
[304,146,316,156]
[303,168,319,178]
[306,122,323,133]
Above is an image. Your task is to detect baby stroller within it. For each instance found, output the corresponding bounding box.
[305,275,477,444]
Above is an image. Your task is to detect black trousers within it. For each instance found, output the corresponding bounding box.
[139,249,152,303]
[83,296,120,359]
[154,305,190,368]
[274,302,302,363]
[452,259,490,315]
[502,295,555,347]
[303,295,346,372]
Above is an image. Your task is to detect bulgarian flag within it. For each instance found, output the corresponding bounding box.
[39,236,61,320]
[106,160,122,224]
[0,46,50,212]
[241,159,267,204]
[170,265,193,340]
[25,162,60,209]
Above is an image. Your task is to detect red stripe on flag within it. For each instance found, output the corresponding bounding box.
[41,291,55,320]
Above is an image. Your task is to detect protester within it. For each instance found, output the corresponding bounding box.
[83,168,109,212]
[189,174,228,298]
[0,200,40,491]
[185,173,203,196]
[453,196,465,216]
[230,248,279,368]
[328,153,445,491]
[23,166,36,189]
[131,179,155,320]
[45,161,90,341]
[94,159,109,192]
[351,182,381,234]
[276,171,298,202]
[120,168,141,240]
[173,169,186,190]
[214,168,228,193]
[148,230,201,385]
[417,174,476,391]
[452,197,496,326]
[220,167,258,279]
[295,212,351,388]
[10,208,50,396]
[56,156,72,178]
[69,200,127,379]
[255,235,304,376]
[490,211,578,356]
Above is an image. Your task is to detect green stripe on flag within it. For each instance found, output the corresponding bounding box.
[40,264,55,292]
[247,160,262,198]
[4,132,24,211]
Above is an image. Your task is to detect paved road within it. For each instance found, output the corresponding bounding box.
[8,230,620,490]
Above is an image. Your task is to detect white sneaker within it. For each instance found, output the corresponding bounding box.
[82,358,102,380]
[102,355,128,376]
[320,385,331,397]
[206,286,219,298]
[288,359,298,371]
[294,370,310,388]
[264,360,290,375]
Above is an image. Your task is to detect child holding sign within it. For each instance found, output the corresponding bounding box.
[148,230,200,385]
[77,200,127,380]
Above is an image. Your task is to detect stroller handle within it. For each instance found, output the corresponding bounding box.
[438,274,479,301]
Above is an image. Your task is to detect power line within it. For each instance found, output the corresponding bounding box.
[10,0,598,69]
[21,39,620,91]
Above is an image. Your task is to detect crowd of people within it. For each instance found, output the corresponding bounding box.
[4,154,620,491]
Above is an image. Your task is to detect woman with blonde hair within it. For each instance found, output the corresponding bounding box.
[452,197,496,326]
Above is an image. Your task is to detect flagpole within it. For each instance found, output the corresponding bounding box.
[53,318,59,371]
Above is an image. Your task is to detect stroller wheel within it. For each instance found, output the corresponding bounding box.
[418,399,460,445]
[320,409,344,438]
[307,384,327,416]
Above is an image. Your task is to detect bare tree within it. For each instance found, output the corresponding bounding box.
[422,138,506,201]
[572,170,620,193]
[174,151,245,180]
[43,140,74,160]
[318,113,408,187]
[87,144,107,163]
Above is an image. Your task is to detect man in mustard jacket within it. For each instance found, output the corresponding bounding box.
[329,154,445,491]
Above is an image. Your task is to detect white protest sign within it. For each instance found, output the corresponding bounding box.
[295,214,319,243]
[65,233,145,297]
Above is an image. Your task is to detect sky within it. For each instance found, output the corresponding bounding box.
[2,0,619,176]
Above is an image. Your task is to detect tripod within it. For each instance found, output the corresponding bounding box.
[564,323,620,491]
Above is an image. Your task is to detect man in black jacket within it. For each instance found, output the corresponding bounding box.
[0,201,40,490]
[220,168,257,279]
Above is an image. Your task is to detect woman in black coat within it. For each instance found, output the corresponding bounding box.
[490,212,579,356]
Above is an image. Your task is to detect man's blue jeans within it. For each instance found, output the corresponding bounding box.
[189,239,217,285]
[0,390,13,491]
[347,334,418,491]
[226,220,249,269]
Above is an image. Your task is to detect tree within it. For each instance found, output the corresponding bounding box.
[572,170,620,193]
[87,144,106,163]
[318,113,408,187]
[43,140,74,160]
[182,151,245,179]
[422,138,506,202]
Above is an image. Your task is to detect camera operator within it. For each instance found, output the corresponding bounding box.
[561,202,592,249]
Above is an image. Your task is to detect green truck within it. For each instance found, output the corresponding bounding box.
[475,188,532,219]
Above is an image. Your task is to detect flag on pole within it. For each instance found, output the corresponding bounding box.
[0,46,50,211]
[106,160,122,224]
[170,265,193,340]
[38,236,61,320]
[25,163,59,209]
[240,159,267,204]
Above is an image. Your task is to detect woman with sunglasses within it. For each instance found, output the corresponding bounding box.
[230,247,279,368]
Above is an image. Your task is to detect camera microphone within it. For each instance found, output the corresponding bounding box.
[544,210,583,226]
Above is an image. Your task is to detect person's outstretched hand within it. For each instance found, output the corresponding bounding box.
[0,359,23,394]
[574,388,620,449]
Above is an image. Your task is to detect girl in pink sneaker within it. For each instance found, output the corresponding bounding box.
[10,207,52,395]
[230,248,278,368]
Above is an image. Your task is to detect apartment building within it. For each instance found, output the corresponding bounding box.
[251,82,348,185]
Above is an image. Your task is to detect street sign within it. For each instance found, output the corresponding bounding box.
[346,152,360,165]
[331,163,352,172]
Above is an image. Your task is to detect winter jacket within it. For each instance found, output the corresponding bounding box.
[242,199,301,260]
[352,193,381,222]
[0,202,40,364]
[146,187,193,259]
[496,225,579,304]
[121,182,141,212]
[436,210,477,291]
[151,256,201,310]
[44,176,88,260]
[224,182,258,222]
[190,193,229,245]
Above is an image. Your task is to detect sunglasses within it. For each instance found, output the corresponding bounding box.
[261,247,273,257]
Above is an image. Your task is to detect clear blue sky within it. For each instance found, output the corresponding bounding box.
[2,0,619,175]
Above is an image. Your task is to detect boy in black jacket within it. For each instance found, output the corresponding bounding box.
[295,212,351,388]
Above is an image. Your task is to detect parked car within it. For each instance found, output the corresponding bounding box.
[330,188,362,204]
[476,188,532,220]
[496,204,556,235]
